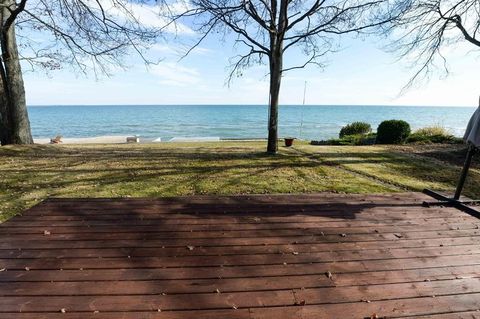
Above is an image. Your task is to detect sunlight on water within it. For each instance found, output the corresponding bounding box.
[28,105,475,140]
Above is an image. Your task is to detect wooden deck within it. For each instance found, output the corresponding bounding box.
[1,193,480,318]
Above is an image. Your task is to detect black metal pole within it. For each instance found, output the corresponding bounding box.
[454,145,475,200]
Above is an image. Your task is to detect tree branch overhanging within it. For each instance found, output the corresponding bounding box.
[380,0,480,89]
[169,0,392,153]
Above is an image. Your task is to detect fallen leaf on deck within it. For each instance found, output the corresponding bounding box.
[24,267,30,271]
[340,233,347,237]
[325,271,333,279]
[294,300,306,306]
[43,230,51,235]
[60,308,66,313]
[292,251,299,255]
[0,268,5,272]
[394,233,403,238]
[232,305,238,310]
[186,246,195,251]
[215,289,221,293]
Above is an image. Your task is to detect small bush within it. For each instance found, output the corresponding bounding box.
[406,125,463,144]
[414,125,451,137]
[376,120,411,144]
[339,122,372,138]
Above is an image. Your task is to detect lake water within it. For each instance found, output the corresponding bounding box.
[28,105,476,141]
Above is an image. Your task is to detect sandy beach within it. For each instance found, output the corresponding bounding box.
[34,136,133,144]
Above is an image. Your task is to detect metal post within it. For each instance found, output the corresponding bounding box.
[454,145,475,200]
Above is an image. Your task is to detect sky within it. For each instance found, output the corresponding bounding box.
[22,3,480,107]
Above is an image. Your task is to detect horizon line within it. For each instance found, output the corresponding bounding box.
[27,103,476,108]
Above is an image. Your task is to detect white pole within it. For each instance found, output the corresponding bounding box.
[299,81,307,138]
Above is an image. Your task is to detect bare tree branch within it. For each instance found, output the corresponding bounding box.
[380,0,480,89]
[13,0,161,74]
[168,0,391,153]
[0,0,164,145]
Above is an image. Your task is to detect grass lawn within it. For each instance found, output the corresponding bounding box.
[0,141,479,221]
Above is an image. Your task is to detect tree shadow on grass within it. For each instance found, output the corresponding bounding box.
[3,143,478,223]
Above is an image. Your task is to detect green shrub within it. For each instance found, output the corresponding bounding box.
[376,120,411,144]
[339,122,372,138]
[311,133,377,146]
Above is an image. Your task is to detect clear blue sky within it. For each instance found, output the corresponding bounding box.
[22,6,480,107]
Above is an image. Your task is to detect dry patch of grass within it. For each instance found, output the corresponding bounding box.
[297,144,480,199]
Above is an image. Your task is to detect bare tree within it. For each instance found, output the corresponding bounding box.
[169,0,392,154]
[0,0,159,145]
[381,0,480,88]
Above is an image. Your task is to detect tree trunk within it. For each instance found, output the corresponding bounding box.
[0,0,33,145]
[267,45,283,154]
[0,71,9,144]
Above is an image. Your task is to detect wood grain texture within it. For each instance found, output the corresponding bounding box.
[1,192,479,318]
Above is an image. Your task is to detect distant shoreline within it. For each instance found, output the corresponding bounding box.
[27,104,476,108]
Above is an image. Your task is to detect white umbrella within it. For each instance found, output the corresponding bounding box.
[453,105,480,200]
[464,106,480,147]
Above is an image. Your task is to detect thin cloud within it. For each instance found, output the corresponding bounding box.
[90,0,194,35]
[151,62,201,87]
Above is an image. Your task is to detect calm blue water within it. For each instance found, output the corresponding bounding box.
[28,105,476,141]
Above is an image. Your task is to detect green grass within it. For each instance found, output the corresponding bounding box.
[1,141,478,221]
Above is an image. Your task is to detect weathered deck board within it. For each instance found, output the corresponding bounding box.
[1,192,479,318]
